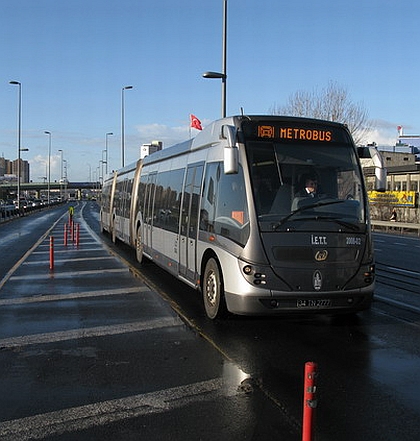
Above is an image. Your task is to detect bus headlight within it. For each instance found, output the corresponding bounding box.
[243,265,253,275]
[242,265,267,285]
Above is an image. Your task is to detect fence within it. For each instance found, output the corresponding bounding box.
[371,220,420,236]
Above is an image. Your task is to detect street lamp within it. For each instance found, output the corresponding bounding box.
[58,149,64,200]
[9,80,22,210]
[63,159,68,200]
[121,86,133,168]
[202,0,228,117]
[44,131,51,205]
[105,132,113,175]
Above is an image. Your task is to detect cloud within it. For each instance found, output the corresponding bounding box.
[29,154,61,183]
[134,119,213,148]
[134,123,189,147]
[363,120,400,146]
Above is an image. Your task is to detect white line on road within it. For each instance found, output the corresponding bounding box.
[10,268,129,281]
[0,316,183,349]
[23,256,115,264]
[383,265,419,276]
[32,247,104,254]
[0,286,149,306]
[0,378,230,440]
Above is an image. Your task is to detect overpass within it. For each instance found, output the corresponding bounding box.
[0,181,101,200]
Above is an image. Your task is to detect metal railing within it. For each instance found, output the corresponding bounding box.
[371,220,420,236]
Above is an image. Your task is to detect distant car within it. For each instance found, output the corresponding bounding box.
[0,200,17,215]
[14,199,29,209]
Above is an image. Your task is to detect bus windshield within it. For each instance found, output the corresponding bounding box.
[247,141,366,232]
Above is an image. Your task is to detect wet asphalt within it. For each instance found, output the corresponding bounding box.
[0,202,298,440]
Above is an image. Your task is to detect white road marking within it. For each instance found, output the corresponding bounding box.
[0,286,149,306]
[23,256,115,265]
[0,378,232,440]
[0,317,183,349]
[10,268,129,281]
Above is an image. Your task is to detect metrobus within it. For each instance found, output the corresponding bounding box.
[100,115,386,319]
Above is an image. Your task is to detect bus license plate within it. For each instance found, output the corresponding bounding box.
[297,299,331,308]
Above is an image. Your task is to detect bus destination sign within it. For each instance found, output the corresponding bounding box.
[257,125,333,142]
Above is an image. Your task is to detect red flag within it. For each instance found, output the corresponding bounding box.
[190,114,202,130]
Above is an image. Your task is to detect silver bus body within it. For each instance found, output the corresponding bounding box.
[100,115,386,319]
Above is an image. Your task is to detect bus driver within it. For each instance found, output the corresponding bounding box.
[296,173,319,198]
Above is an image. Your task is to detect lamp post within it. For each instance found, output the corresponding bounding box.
[63,159,68,200]
[105,132,113,175]
[9,80,22,210]
[44,131,52,205]
[121,86,133,168]
[202,0,228,117]
[99,160,104,185]
[58,149,64,200]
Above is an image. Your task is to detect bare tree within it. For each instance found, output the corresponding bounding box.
[271,81,371,144]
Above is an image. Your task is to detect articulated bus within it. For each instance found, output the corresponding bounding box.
[100,115,386,319]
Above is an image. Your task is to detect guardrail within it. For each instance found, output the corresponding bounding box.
[0,206,20,223]
[371,220,420,237]
[0,201,65,224]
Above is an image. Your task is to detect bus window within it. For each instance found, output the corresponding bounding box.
[200,162,250,246]
[247,140,365,228]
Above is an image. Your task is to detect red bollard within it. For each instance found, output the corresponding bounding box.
[71,221,75,242]
[64,223,68,246]
[302,362,318,441]
[76,223,80,247]
[49,236,54,271]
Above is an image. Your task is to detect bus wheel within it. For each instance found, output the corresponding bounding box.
[203,258,227,319]
[135,229,143,263]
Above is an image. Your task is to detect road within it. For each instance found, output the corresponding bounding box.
[0,202,419,440]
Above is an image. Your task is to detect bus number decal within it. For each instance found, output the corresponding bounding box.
[346,236,361,246]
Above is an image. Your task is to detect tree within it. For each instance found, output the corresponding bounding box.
[271,81,371,145]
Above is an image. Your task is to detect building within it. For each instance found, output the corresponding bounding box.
[0,157,12,176]
[11,158,30,183]
[140,141,162,159]
[0,156,30,183]
[362,132,420,222]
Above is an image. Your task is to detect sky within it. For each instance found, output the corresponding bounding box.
[1,0,419,182]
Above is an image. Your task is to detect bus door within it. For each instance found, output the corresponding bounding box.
[179,164,204,281]
[143,173,157,253]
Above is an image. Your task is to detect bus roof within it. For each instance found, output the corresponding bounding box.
[134,115,352,168]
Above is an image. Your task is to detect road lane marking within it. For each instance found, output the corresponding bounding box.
[23,256,115,264]
[10,268,129,281]
[374,294,420,314]
[0,212,67,291]
[0,286,150,306]
[383,265,419,276]
[32,247,105,254]
[0,378,229,440]
[0,317,183,349]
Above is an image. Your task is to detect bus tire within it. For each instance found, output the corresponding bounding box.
[203,257,227,320]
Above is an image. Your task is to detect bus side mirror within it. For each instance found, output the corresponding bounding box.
[358,146,387,192]
[221,125,239,174]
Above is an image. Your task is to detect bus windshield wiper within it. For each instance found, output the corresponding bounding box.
[272,199,349,230]
[312,216,361,231]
